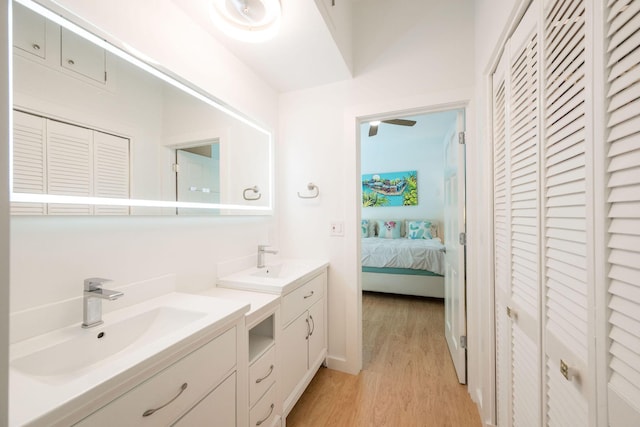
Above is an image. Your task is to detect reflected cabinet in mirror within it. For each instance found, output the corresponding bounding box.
[11,0,273,215]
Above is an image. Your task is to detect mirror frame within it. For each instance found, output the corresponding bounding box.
[10,0,274,215]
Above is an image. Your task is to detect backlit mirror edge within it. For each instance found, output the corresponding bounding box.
[10,0,275,214]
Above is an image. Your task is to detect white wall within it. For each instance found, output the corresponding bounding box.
[360,113,457,231]
[277,0,474,382]
[9,0,279,341]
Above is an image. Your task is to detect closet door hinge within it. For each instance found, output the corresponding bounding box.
[172,163,180,173]
[460,335,467,349]
[459,232,467,246]
[458,131,466,144]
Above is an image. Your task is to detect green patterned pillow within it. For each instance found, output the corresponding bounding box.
[376,220,402,239]
[406,220,433,239]
[361,219,370,237]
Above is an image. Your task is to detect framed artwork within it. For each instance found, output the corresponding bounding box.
[362,170,418,207]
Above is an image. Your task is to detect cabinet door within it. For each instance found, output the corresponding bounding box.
[13,2,46,59]
[12,110,46,215]
[61,27,106,83]
[281,311,309,401]
[307,299,325,371]
[172,372,236,427]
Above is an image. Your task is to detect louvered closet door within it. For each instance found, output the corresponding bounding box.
[46,119,93,215]
[12,110,46,214]
[93,131,130,215]
[605,0,640,424]
[493,50,511,427]
[542,0,591,424]
[508,4,541,426]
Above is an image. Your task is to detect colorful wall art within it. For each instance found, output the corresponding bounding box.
[362,170,418,207]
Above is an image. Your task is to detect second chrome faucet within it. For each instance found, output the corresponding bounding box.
[82,278,124,328]
[257,245,278,268]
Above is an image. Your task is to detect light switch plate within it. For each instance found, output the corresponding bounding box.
[330,221,344,236]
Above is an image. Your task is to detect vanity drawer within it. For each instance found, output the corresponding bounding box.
[249,383,277,427]
[249,344,276,407]
[172,372,236,427]
[74,326,236,427]
[281,272,325,325]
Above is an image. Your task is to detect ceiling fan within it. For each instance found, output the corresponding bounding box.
[368,118,417,137]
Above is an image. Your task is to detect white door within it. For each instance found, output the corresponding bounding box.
[444,109,467,384]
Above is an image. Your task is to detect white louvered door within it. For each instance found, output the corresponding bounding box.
[604,0,640,424]
[493,3,542,425]
[541,0,592,424]
[493,51,512,427]
[93,131,130,215]
[46,119,93,215]
[508,5,541,426]
[12,110,46,214]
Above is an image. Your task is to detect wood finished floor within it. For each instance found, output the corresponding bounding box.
[285,292,482,427]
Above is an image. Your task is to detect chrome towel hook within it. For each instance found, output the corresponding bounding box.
[243,186,261,201]
[297,183,319,199]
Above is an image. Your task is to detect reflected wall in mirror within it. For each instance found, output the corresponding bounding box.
[11,0,273,215]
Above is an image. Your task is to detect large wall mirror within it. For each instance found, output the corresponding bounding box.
[11,0,273,215]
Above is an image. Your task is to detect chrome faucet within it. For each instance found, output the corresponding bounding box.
[82,278,124,328]
[257,245,278,268]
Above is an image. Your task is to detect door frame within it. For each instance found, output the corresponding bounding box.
[354,101,470,375]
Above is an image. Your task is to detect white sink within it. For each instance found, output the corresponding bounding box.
[12,306,205,378]
[250,262,306,279]
[10,292,249,427]
[218,259,329,294]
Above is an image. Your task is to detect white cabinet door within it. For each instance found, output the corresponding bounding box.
[61,27,106,83]
[13,2,46,59]
[12,110,46,215]
[307,300,325,370]
[93,131,130,215]
[281,311,309,401]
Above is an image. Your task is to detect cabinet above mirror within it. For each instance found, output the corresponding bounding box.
[11,0,273,215]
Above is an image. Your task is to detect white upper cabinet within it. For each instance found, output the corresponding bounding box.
[13,1,46,59]
[61,27,107,83]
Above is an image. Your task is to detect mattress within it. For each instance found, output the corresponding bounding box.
[361,237,446,275]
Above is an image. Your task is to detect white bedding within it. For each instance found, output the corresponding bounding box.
[361,237,446,275]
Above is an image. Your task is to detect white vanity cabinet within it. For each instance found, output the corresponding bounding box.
[73,326,239,427]
[280,270,327,416]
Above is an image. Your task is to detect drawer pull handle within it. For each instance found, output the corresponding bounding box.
[303,291,314,299]
[142,382,188,417]
[305,318,310,340]
[256,364,274,383]
[32,43,40,50]
[256,403,275,426]
[309,314,315,336]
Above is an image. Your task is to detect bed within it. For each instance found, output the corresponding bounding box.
[361,219,445,298]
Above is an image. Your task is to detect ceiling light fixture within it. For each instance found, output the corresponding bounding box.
[209,0,282,43]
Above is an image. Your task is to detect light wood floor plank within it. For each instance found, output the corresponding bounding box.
[285,292,482,427]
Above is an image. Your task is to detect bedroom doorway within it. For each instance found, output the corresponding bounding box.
[358,105,468,384]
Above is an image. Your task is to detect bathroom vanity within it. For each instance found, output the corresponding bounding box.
[217,259,329,421]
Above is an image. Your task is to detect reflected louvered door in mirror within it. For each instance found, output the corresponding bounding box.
[542,0,593,424]
[605,0,640,424]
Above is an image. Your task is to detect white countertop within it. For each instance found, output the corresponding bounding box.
[9,292,249,427]
[217,258,329,295]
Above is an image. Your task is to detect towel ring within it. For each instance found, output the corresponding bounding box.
[297,183,319,199]
[243,186,261,201]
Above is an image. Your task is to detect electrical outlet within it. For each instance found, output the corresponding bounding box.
[330,221,344,236]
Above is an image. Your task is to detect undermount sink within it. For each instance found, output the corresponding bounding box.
[11,306,205,378]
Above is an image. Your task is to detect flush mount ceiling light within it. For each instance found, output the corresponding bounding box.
[209,0,282,43]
